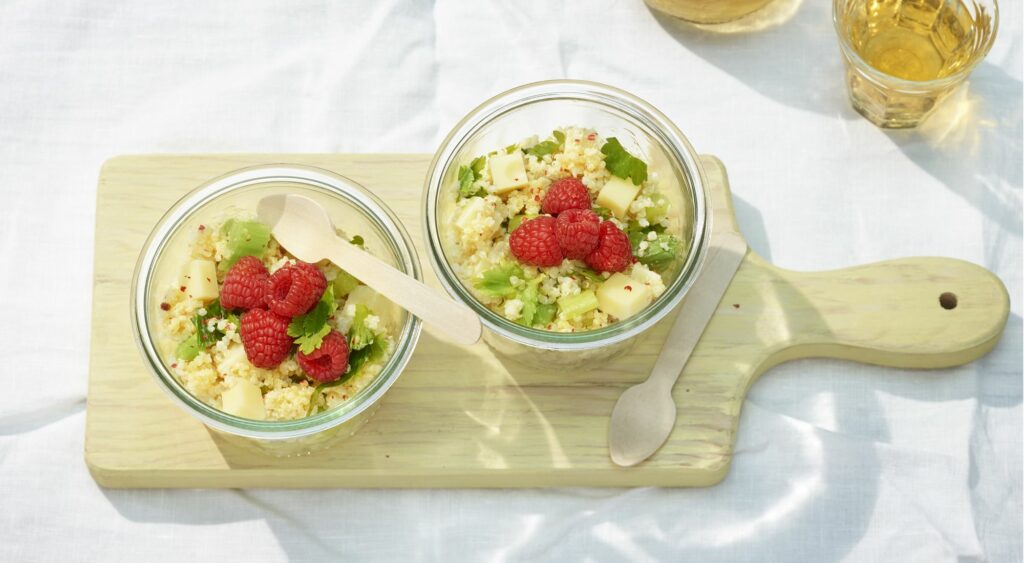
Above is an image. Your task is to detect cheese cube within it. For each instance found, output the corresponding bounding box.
[596,272,653,320]
[184,259,219,301]
[489,152,529,194]
[596,176,642,219]
[221,380,266,420]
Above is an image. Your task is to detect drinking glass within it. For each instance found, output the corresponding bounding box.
[834,0,999,128]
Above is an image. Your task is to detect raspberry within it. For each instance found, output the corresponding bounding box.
[220,256,270,310]
[585,221,633,273]
[239,309,293,369]
[555,208,601,260]
[297,330,350,383]
[267,261,327,318]
[542,177,591,215]
[509,216,563,267]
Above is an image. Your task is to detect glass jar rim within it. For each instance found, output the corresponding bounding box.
[422,79,711,351]
[131,164,423,440]
[832,0,1000,91]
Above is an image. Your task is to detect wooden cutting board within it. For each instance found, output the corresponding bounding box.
[85,154,1009,488]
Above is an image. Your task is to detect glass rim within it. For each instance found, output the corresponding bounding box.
[832,0,1000,91]
[131,164,424,440]
[422,79,711,351]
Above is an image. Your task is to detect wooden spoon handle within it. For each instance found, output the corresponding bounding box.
[770,256,1009,369]
[327,239,482,346]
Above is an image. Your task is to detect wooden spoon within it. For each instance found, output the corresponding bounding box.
[258,194,482,346]
[608,232,748,467]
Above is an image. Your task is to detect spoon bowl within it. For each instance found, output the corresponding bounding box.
[608,381,678,467]
[259,194,482,347]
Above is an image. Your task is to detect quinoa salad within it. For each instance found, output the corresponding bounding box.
[157,215,396,421]
[443,126,687,332]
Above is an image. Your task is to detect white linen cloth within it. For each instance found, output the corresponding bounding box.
[0,1,1020,561]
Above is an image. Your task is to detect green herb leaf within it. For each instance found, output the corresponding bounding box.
[527,140,560,157]
[350,235,364,247]
[638,233,681,272]
[514,276,543,328]
[527,130,567,158]
[504,144,519,154]
[348,304,375,351]
[305,322,388,416]
[194,299,229,347]
[458,163,486,199]
[592,206,613,220]
[470,155,486,175]
[570,266,604,284]
[474,263,524,299]
[601,138,647,186]
[626,221,647,251]
[295,323,331,355]
[287,286,337,352]
[347,335,387,379]
[305,368,357,416]
[183,298,232,358]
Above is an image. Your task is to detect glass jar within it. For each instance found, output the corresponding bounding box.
[422,80,711,368]
[645,0,775,24]
[132,165,423,456]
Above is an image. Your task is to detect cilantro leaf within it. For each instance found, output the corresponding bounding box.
[514,276,543,328]
[305,320,389,416]
[601,138,648,185]
[592,206,613,220]
[180,298,233,360]
[350,235,364,247]
[287,286,337,353]
[470,155,486,175]
[347,335,387,379]
[570,266,605,284]
[294,324,331,355]
[638,233,681,272]
[458,159,487,199]
[504,144,519,154]
[527,140,560,157]
[348,304,375,351]
[305,368,355,416]
[625,221,647,251]
[194,299,229,347]
[474,263,524,299]
[527,130,567,158]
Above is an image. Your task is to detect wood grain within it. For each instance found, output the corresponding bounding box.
[85,154,1010,488]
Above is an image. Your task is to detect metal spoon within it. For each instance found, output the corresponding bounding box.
[258,194,482,346]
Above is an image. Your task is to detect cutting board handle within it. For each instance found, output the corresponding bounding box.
[760,255,1010,369]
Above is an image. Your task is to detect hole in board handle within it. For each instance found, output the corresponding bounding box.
[939,292,958,310]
